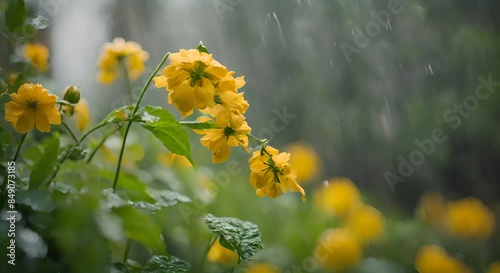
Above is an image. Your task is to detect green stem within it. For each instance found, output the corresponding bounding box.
[247,133,267,144]
[62,120,79,144]
[46,146,77,188]
[122,239,132,264]
[112,52,170,191]
[0,133,28,208]
[13,133,27,162]
[85,124,121,163]
[121,61,134,102]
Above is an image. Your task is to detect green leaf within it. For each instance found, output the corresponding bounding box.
[5,0,27,31]
[100,171,155,203]
[140,106,193,165]
[178,120,217,130]
[139,255,190,273]
[29,133,60,189]
[134,189,191,212]
[101,188,133,210]
[29,14,49,29]
[204,214,262,262]
[112,205,166,254]
[110,262,132,273]
[196,41,209,54]
[16,190,55,212]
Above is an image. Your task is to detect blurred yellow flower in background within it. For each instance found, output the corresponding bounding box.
[195,121,251,163]
[73,99,90,132]
[5,83,61,133]
[157,151,192,168]
[207,238,238,267]
[285,142,321,183]
[345,204,385,242]
[414,245,472,273]
[24,43,49,72]
[244,263,280,273]
[314,177,361,217]
[487,261,500,273]
[314,228,363,270]
[97,37,149,84]
[248,146,306,201]
[416,191,447,227]
[446,197,495,240]
[100,136,145,167]
[153,49,229,117]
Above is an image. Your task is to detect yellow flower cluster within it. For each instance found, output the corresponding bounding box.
[97,37,149,84]
[24,43,49,72]
[5,83,61,133]
[313,177,385,270]
[248,146,306,201]
[154,46,305,200]
[154,48,251,164]
[414,245,472,273]
[416,192,496,240]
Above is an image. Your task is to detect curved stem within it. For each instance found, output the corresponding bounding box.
[247,133,266,144]
[121,62,133,102]
[112,52,170,191]
[85,124,121,163]
[46,146,77,188]
[13,133,27,162]
[62,120,79,144]
[0,133,28,208]
[122,239,132,264]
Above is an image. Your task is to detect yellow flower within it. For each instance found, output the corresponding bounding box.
[195,120,251,163]
[5,83,61,133]
[414,245,472,273]
[157,151,192,168]
[345,204,384,242]
[314,177,362,217]
[24,43,49,72]
[97,37,149,84]
[416,191,447,227]
[284,142,321,183]
[244,263,280,273]
[207,238,238,267]
[153,49,229,117]
[73,99,90,132]
[446,197,495,240]
[248,146,306,201]
[201,90,249,128]
[487,261,500,273]
[314,228,363,270]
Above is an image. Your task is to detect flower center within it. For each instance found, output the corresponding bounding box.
[263,157,283,183]
[223,126,236,137]
[28,101,38,110]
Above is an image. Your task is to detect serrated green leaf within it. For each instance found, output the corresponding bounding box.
[17,190,55,212]
[139,255,190,273]
[5,0,26,31]
[134,189,191,212]
[112,205,166,254]
[100,171,155,203]
[29,14,48,29]
[101,188,133,210]
[140,106,193,165]
[204,214,262,262]
[29,133,60,189]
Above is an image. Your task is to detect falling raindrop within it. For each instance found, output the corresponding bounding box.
[273,12,287,49]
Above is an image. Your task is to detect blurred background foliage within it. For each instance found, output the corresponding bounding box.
[1,0,500,272]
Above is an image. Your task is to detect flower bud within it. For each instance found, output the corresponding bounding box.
[63,85,81,104]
